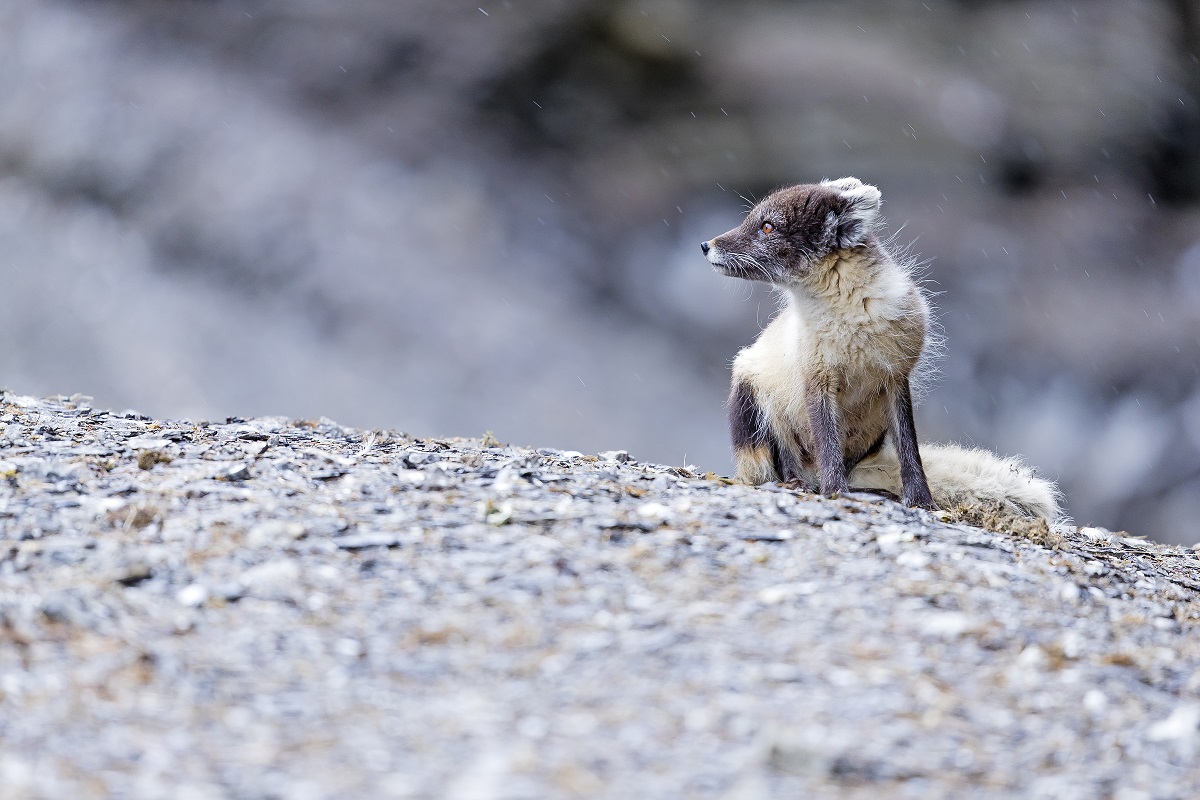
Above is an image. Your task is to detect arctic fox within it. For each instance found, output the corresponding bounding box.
[701,177,1059,520]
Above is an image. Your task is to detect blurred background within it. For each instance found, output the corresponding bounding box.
[1,0,1198,543]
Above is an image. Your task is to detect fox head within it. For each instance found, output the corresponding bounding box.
[702,177,882,284]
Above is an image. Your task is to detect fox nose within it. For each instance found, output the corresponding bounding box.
[700,241,710,255]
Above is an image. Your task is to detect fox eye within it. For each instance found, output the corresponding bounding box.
[760,221,775,234]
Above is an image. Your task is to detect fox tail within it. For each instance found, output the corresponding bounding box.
[849,442,1061,521]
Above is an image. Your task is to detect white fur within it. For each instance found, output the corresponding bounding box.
[732,247,927,453]
[849,442,1062,521]
[821,177,882,218]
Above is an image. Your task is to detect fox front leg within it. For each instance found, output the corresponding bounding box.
[888,378,936,510]
[805,380,849,496]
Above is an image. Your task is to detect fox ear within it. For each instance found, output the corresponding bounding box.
[821,177,881,249]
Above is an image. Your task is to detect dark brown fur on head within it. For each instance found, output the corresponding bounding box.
[701,178,882,283]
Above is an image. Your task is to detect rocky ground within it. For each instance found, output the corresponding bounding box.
[1,390,1199,799]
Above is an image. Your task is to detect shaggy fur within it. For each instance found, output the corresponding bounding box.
[850,444,1061,521]
[703,177,1060,520]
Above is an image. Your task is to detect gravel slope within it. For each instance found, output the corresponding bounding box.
[1,391,1199,799]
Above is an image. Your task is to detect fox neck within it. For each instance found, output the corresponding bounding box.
[782,245,886,318]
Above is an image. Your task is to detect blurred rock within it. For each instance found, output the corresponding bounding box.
[0,1,1198,542]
